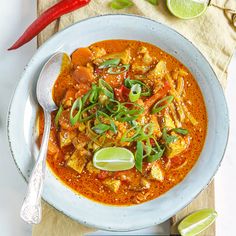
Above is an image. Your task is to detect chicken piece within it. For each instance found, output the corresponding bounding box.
[147,60,167,80]
[67,150,88,173]
[138,46,153,65]
[132,64,150,74]
[162,113,176,131]
[132,47,152,74]
[166,133,190,158]
[103,179,121,193]
[89,46,106,60]
[100,48,131,64]
[86,161,100,174]
[150,115,162,137]
[150,163,164,182]
[59,130,77,148]
[48,131,59,155]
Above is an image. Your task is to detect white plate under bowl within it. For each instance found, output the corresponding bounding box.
[7,14,229,231]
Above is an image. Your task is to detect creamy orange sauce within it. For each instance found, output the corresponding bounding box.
[38,40,207,205]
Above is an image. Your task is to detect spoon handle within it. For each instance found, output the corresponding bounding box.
[20,111,51,224]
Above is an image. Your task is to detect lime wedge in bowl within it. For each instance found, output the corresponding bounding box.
[178,208,217,236]
[93,147,135,171]
[167,0,208,19]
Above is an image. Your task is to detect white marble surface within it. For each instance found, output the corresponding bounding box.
[0,1,235,235]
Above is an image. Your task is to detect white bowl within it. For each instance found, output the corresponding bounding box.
[7,14,229,231]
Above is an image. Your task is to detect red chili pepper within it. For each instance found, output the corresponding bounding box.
[8,0,91,50]
[114,85,130,102]
[144,81,170,111]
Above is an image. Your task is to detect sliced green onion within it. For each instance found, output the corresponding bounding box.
[55,105,63,129]
[135,141,143,173]
[70,98,82,125]
[109,0,134,10]
[81,90,92,106]
[107,64,130,74]
[139,123,154,140]
[114,103,144,122]
[92,123,110,134]
[143,138,153,157]
[96,110,110,123]
[87,120,100,138]
[99,79,114,99]
[124,78,151,96]
[110,120,117,134]
[96,110,117,134]
[147,148,165,162]
[121,126,142,142]
[115,112,139,122]
[89,84,100,103]
[172,128,189,135]
[79,103,99,122]
[105,99,121,114]
[129,84,141,102]
[146,0,158,5]
[98,58,120,69]
[162,127,178,144]
[152,95,174,114]
[121,102,144,115]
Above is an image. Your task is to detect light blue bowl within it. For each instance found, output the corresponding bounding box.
[7,15,229,231]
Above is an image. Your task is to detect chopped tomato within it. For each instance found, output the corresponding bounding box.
[71,48,92,66]
[114,85,130,102]
[48,130,59,155]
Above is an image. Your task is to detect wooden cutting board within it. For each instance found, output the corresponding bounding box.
[37,1,215,235]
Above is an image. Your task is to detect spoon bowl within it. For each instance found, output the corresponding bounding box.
[20,52,68,224]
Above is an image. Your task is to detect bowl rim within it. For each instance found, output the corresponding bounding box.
[7,14,229,231]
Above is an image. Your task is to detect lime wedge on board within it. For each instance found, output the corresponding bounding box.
[167,0,208,19]
[93,147,135,171]
[178,208,217,236]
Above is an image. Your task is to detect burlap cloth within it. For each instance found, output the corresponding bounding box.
[33,0,236,235]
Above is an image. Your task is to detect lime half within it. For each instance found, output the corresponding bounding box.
[178,208,217,236]
[167,0,208,19]
[93,147,135,171]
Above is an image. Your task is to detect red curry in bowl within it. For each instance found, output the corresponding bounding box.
[38,40,207,205]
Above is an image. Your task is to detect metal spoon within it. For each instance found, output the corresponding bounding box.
[20,52,67,224]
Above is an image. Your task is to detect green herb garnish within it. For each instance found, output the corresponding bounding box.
[135,141,143,173]
[152,95,174,114]
[92,123,111,134]
[99,79,114,99]
[89,84,100,103]
[124,78,151,97]
[70,98,82,125]
[172,128,189,135]
[109,0,134,10]
[106,99,121,114]
[107,64,130,74]
[129,84,141,102]
[55,104,63,129]
[98,58,121,69]
[162,127,178,144]
[146,0,158,5]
